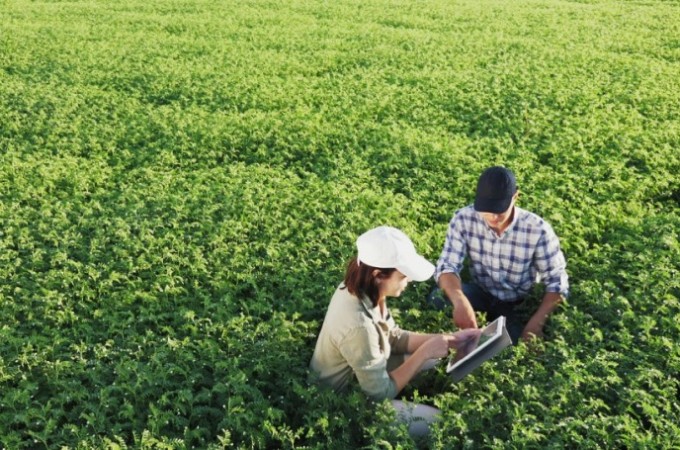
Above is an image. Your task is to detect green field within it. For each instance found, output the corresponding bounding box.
[1,0,679,448]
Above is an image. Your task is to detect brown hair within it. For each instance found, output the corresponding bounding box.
[343,258,396,307]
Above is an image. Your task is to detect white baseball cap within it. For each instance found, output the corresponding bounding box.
[356,226,435,282]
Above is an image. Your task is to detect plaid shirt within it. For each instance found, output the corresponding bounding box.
[435,206,569,302]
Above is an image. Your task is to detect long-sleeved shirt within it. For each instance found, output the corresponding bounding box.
[309,284,410,400]
[435,205,569,302]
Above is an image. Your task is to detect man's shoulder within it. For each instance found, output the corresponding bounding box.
[516,207,544,222]
[452,205,477,220]
[515,207,557,234]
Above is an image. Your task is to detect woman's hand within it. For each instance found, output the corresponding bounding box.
[417,329,484,360]
[450,328,482,350]
[420,335,457,360]
[454,328,483,339]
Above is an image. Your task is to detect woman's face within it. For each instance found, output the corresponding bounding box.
[378,270,410,298]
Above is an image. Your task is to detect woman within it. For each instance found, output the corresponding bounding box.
[309,226,480,436]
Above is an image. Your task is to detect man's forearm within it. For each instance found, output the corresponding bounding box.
[522,291,563,340]
[529,291,563,328]
[438,273,478,329]
[438,273,465,307]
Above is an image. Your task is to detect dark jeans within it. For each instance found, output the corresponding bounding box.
[427,283,524,344]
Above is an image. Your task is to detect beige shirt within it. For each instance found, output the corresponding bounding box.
[309,284,410,400]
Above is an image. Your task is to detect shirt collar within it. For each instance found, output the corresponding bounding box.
[359,294,388,322]
[476,205,520,237]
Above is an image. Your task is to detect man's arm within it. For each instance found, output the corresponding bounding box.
[526,223,569,341]
[439,273,477,329]
[522,291,563,341]
[435,210,477,328]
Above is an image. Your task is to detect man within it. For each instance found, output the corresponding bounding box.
[432,166,569,342]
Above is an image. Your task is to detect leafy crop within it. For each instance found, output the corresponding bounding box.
[1,0,679,448]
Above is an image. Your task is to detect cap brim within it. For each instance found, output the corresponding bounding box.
[397,254,435,282]
[474,196,513,214]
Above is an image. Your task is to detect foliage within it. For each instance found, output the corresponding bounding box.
[0,0,679,448]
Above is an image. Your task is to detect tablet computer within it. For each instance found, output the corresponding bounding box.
[446,316,512,382]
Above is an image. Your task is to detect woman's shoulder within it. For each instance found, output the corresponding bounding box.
[326,286,375,330]
[328,284,362,313]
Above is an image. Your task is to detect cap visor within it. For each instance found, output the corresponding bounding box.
[397,255,435,282]
[474,196,512,214]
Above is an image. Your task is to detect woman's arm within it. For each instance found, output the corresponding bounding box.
[390,329,481,392]
[405,332,441,353]
[389,335,453,392]
[405,328,481,353]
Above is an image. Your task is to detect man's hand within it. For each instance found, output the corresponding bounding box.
[521,292,563,342]
[521,319,544,342]
[452,298,478,329]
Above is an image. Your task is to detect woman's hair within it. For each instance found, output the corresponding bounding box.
[343,258,396,307]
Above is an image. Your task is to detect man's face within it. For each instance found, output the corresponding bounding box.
[480,193,518,232]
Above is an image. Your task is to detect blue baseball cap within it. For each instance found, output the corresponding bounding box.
[474,166,518,213]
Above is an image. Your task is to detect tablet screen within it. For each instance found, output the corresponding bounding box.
[447,316,505,372]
